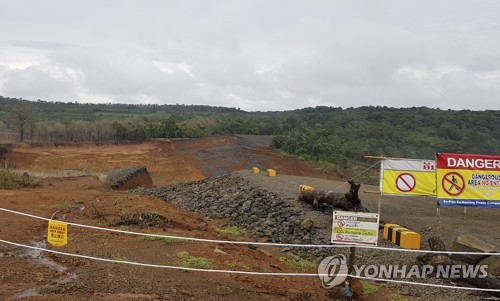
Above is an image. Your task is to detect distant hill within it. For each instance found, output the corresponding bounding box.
[1,96,498,177]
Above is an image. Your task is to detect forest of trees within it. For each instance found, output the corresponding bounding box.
[1,96,499,170]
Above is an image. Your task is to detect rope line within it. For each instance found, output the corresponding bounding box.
[0,239,498,293]
[328,160,381,193]
[351,275,500,292]
[1,207,499,256]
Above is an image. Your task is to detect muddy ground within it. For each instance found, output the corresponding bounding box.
[0,135,498,301]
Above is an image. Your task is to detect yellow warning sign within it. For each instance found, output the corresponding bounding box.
[47,220,68,247]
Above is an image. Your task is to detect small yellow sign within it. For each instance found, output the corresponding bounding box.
[48,220,68,247]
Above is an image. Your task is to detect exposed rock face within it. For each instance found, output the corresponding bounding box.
[106,166,154,190]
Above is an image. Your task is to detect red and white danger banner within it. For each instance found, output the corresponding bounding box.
[437,153,500,207]
[380,158,436,197]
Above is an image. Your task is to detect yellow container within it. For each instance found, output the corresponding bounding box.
[252,167,260,174]
[384,223,421,250]
[383,224,400,240]
[267,169,276,177]
[387,225,407,242]
[299,185,315,193]
[393,229,421,250]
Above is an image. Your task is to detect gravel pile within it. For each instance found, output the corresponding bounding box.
[135,174,340,259]
[135,172,490,301]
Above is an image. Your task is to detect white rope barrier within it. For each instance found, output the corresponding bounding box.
[1,207,499,256]
[352,275,500,292]
[329,160,381,192]
[0,238,326,277]
[0,238,498,293]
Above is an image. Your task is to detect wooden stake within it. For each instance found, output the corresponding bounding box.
[377,194,382,216]
[463,206,467,220]
[348,246,356,275]
[436,200,441,231]
[346,246,356,301]
[364,190,382,194]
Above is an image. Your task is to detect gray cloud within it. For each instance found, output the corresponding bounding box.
[0,0,499,110]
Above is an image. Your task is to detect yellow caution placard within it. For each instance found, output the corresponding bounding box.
[252,167,260,174]
[48,220,68,247]
[381,158,436,196]
[267,169,276,177]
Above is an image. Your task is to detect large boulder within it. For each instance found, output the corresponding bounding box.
[449,235,496,264]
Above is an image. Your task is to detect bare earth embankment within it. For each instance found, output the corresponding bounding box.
[1,135,498,301]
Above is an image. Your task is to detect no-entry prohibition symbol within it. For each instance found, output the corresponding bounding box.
[395,173,416,192]
[442,172,465,196]
[336,234,345,240]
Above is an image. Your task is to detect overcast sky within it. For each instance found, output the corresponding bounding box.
[0,1,499,111]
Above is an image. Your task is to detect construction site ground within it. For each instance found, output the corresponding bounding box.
[0,135,497,301]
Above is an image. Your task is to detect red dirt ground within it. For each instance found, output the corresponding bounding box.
[1,136,411,301]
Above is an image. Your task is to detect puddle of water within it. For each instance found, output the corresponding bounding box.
[14,288,41,299]
[56,272,77,284]
[14,241,78,299]
[25,241,67,273]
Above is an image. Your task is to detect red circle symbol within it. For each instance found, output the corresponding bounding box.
[395,173,416,192]
[336,234,345,240]
[337,220,346,227]
[442,172,465,196]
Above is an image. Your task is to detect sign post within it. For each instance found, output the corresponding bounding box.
[331,211,379,300]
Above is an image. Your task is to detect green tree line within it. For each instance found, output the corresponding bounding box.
[1,97,498,167]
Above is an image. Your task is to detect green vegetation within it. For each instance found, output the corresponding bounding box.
[1,97,498,179]
[213,226,247,236]
[0,170,21,189]
[225,261,250,271]
[215,285,233,295]
[112,211,168,228]
[142,235,183,243]
[279,257,316,271]
[0,170,39,189]
[179,255,213,269]
[360,280,379,294]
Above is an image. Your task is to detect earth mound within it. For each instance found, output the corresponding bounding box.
[105,166,154,190]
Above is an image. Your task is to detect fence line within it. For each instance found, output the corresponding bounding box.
[0,238,498,293]
[1,207,499,256]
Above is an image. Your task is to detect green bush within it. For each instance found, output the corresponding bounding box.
[0,170,21,189]
[213,226,247,236]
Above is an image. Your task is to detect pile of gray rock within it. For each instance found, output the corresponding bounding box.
[135,174,336,258]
